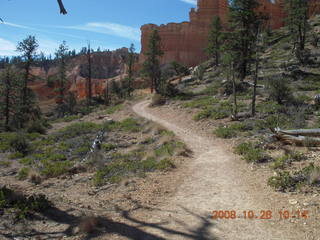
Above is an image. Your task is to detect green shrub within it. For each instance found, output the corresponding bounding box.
[0,132,19,152]
[182,96,219,109]
[57,122,100,139]
[27,121,46,134]
[8,152,24,159]
[102,143,116,151]
[270,155,290,169]
[214,122,250,139]
[53,115,81,123]
[268,171,297,191]
[57,141,70,151]
[40,160,72,178]
[18,167,30,180]
[113,118,141,132]
[234,142,266,163]
[157,158,175,170]
[93,150,176,186]
[289,151,305,161]
[19,157,33,165]
[0,186,51,219]
[155,142,176,156]
[267,76,292,104]
[9,134,31,156]
[0,161,11,167]
[73,145,90,155]
[235,142,253,155]
[159,129,175,137]
[256,101,282,114]
[105,104,123,114]
[140,157,158,171]
[243,148,266,163]
[214,126,236,138]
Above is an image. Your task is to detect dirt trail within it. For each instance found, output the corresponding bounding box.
[132,101,313,240]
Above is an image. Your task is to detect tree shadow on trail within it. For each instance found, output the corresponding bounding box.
[1,202,218,240]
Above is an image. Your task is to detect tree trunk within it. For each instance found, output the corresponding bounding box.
[87,45,92,105]
[23,62,30,107]
[150,77,154,94]
[232,63,237,119]
[252,36,260,117]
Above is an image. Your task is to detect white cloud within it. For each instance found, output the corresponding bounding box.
[64,22,140,41]
[1,21,36,30]
[0,37,16,56]
[180,0,197,5]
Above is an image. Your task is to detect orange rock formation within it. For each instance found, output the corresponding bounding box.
[140,0,320,67]
[140,0,228,67]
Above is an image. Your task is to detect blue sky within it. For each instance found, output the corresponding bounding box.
[0,0,197,56]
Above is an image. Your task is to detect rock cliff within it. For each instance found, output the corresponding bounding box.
[139,0,320,67]
[30,48,129,102]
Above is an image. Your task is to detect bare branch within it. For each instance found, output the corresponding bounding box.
[57,0,67,15]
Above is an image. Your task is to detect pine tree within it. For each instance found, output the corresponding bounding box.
[285,0,309,63]
[222,32,239,119]
[126,43,136,97]
[16,35,39,108]
[55,41,69,105]
[228,0,260,81]
[207,16,223,66]
[251,26,264,117]
[0,66,20,130]
[142,29,163,94]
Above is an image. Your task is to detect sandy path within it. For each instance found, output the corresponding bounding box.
[132,101,311,240]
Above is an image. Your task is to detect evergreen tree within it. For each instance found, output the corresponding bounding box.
[207,16,223,66]
[126,43,136,97]
[285,0,309,63]
[0,65,20,130]
[55,41,69,105]
[222,32,239,119]
[228,0,260,81]
[142,29,163,94]
[251,27,264,117]
[16,35,39,108]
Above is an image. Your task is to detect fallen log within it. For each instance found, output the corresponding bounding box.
[274,128,320,137]
[273,134,320,146]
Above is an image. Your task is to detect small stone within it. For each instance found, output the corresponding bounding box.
[289,199,298,205]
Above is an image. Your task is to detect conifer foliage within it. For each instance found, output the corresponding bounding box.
[143,29,164,94]
[207,16,223,66]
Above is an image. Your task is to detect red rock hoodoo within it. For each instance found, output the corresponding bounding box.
[140,0,228,67]
[139,0,320,67]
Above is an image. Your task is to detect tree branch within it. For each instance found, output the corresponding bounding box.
[57,0,67,15]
